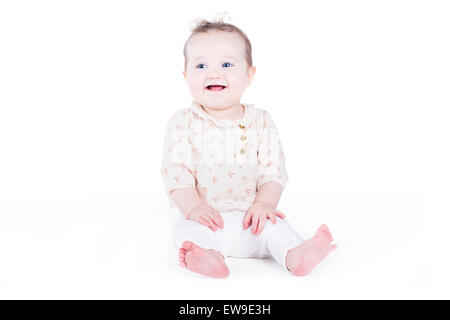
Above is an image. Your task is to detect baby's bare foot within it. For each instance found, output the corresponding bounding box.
[286,224,337,276]
[178,241,229,278]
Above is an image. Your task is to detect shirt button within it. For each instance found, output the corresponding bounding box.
[239,124,246,129]
[240,135,246,141]
[240,148,246,154]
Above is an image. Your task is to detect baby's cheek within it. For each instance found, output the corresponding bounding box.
[189,82,204,96]
[230,74,249,92]
[185,75,202,93]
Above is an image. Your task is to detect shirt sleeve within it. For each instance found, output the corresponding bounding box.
[256,110,289,191]
[160,109,196,208]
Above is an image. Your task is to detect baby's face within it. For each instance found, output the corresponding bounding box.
[183,31,256,110]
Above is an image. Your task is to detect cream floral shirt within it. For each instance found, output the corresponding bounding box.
[160,100,288,213]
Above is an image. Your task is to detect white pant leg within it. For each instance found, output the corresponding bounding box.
[258,217,304,272]
[210,211,304,271]
[224,210,271,259]
[173,216,233,257]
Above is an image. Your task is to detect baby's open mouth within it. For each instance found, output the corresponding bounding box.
[205,85,227,91]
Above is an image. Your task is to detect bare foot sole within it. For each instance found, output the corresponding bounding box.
[286,224,337,276]
[178,241,229,278]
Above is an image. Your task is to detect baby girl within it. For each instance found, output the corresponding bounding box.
[160,19,337,278]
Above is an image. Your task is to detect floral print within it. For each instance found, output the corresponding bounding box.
[160,100,288,213]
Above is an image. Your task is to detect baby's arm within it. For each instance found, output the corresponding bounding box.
[244,111,289,234]
[254,181,282,208]
[244,182,286,234]
[169,187,203,219]
[160,109,223,231]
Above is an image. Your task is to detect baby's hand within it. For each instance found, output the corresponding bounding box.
[243,201,286,235]
[187,203,224,232]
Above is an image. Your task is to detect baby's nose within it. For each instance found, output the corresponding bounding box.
[207,74,223,80]
[206,67,224,79]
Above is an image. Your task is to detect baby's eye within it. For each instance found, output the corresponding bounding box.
[196,64,206,69]
[222,62,233,68]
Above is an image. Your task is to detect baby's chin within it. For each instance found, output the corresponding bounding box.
[196,96,242,110]
[199,102,239,111]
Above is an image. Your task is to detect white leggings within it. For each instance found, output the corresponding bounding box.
[173,210,304,272]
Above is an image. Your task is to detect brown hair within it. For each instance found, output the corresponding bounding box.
[183,19,253,70]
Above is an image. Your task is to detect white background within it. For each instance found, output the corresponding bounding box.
[0,0,449,299]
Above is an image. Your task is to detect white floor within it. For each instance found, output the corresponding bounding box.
[0,190,444,300]
[1,0,449,301]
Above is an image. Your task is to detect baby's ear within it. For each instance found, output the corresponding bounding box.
[246,66,256,86]
[182,71,187,79]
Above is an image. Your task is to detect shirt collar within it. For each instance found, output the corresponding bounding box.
[190,100,253,128]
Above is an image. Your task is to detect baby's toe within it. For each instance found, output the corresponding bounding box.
[327,232,333,242]
[182,241,195,251]
[178,252,187,267]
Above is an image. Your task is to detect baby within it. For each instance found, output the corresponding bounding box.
[160,19,337,278]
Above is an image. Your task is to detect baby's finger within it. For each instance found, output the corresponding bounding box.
[257,216,266,234]
[200,216,216,231]
[243,212,252,229]
[275,210,286,219]
[210,214,223,229]
[205,215,218,231]
[210,210,224,228]
[198,216,211,229]
[252,215,260,234]
[215,210,225,226]
[269,213,277,224]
